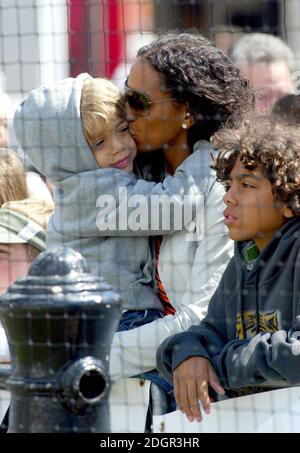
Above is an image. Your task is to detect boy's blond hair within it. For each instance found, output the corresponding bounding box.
[80,78,125,148]
[0,149,28,207]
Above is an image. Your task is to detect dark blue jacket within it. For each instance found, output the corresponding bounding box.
[157,217,300,392]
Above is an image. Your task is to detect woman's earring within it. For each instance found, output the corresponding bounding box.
[182,112,191,128]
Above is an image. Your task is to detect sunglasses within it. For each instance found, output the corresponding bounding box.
[124,79,177,117]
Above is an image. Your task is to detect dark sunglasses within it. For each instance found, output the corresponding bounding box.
[124,79,177,117]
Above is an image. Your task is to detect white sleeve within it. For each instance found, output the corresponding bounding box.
[109,266,227,380]
[0,324,10,363]
[26,171,53,202]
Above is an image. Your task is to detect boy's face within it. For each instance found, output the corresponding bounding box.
[0,243,31,295]
[223,159,293,251]
[88,117,137,173]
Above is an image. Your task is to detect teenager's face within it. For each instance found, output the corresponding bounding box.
[223,159,292,251]
[88,116,137,173]
[0,243,31,295]
[126,59,188,152]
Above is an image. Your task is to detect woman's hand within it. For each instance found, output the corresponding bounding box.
[173,356,225,422]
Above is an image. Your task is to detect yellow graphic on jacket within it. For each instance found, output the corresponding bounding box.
[236,310,279,340]
[233,310,280,397]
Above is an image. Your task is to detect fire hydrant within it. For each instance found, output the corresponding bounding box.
[0,247,122,432]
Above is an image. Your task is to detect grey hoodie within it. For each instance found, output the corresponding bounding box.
[157,217,300,392]
[13,73,226,311]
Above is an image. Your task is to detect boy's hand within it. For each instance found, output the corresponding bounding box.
[173,356,225,423]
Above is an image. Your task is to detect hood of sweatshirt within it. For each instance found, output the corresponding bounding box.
[13,73,99,184]
[234,216,300,285]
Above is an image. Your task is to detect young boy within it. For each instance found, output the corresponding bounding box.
[13,74,167,333]
[156,116,300,422]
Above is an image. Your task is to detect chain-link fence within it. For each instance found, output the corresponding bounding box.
[1,0,300,434]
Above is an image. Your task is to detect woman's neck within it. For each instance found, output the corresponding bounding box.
[163,141,192,175]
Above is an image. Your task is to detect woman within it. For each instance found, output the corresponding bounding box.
[109,32,253,386]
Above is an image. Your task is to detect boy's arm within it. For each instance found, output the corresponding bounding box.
[156,307,228,384]
[215,247,300,391]
[215,323,300,390]
[54,148,212,237]
[154,278,228,421]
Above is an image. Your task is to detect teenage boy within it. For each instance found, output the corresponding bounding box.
[157,117,300,422]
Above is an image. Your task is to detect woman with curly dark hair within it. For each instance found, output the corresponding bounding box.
[129,32,252,160]
[157,116,300,423]
[108,32,253,414]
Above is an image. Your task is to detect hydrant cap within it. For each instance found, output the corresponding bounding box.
[29,247,89,277]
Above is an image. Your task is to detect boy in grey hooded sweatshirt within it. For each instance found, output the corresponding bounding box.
[157,117,300,422]
[13,74,166,326]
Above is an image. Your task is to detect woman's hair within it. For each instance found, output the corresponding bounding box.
[211,116,300,216]
[0,148,28,206]
[138,32,254,147]
[80,77,126,148]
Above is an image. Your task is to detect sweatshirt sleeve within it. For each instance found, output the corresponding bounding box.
[109,265,231,381]
[156,275,230,383]
[216,326,300,390]
[52,148,211,238]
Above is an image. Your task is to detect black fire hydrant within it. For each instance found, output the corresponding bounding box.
[0,247,122,432]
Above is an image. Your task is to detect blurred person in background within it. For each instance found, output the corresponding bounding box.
[0,90,10,148]
[271,93,300,126]
[0,198,53,433]
[230,33,295,112]
[0,147,52,203]
[0,149,28,206]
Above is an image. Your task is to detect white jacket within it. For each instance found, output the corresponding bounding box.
[109,141,234,380]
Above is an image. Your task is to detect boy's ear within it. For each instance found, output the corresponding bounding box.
[282,205,294,218]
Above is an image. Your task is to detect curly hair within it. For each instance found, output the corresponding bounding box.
[211,116,300,216]
[271,94,300,127]
[137,32,254,146]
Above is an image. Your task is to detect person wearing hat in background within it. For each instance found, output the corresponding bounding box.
[0,198,54,360]
[0,197,53,433]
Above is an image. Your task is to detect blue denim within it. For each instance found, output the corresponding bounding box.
[118,309,176,412]
[118,309,164,331]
